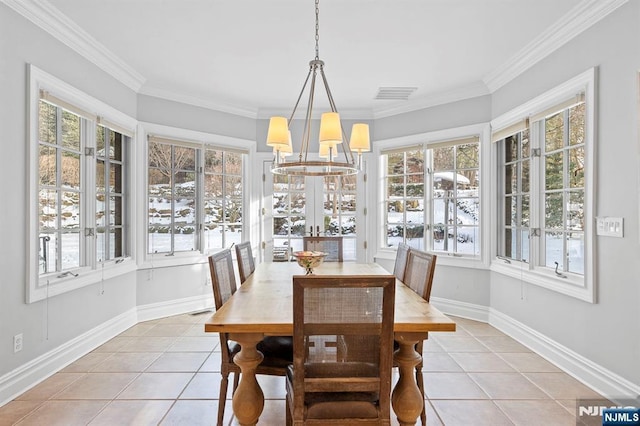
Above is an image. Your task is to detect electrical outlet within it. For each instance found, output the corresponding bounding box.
[14,333,23,353]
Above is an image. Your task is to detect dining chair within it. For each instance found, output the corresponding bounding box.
[286,274,396,425]
[392,242,411,282]
[208,249,293,426]
[302,236,343,262]
[235,241,255,284]
[396,248,438,426]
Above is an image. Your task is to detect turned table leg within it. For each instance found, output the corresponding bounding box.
[229,333,265,426]
[392,333,426,426]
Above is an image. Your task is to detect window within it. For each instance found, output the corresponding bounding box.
[322,175,357,259]
[492,68,595,302]
[147,136,246,255]
[381,136,480,256]
[271,173,307,257]
[29,65,135,302]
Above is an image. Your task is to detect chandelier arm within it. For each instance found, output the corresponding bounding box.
[319,67,357,165]
[302,67,318,163]
[288,66,314,125]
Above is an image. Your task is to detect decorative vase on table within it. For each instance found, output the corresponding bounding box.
[292,251,326,275]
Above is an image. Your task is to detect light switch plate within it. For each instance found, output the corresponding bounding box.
[596,217,623,237]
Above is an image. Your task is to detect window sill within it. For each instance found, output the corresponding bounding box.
[140,251,213,270]
[375,249,486,270]
[490,261,594,303]
[30,258,137,303]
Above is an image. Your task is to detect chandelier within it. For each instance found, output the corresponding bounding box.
[267,0,370,177]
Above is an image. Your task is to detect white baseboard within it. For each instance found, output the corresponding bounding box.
[0,293,215,407]
[136,294,214,323]
[430,296,490,323]
[0,308,137,406]
[488,308,640,404]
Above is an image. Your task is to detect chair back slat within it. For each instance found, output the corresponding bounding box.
[302,236,343,262]
[393,242,411,281]
[403,249,437,302]
[235,241,255,283]
[208,249,237,310]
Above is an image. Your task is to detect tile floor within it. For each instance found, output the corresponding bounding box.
[0,313,605,425]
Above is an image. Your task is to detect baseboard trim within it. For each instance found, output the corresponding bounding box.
[0,308,137,406]
[0,293,214,407]
[430,296,490,323]
[136,294,214,323]
[488,308,640,404]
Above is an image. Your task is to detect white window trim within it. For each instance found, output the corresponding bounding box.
[27,65,137,303]
[490,67,596,303]
[137,122,255,270]
[373,123,491,269]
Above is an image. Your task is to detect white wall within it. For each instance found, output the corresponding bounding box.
[490,1,640,388]
[0,3,138,392]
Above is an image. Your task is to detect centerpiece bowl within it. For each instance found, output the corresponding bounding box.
[292,251,327,275]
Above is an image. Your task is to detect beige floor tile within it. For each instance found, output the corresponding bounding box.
[143,323,193,337]
[479,336,531,353]
[184,324,217,337]
[0,400,42,424]
[522,372,603,400]
[495,400,576,425]
[199,352,222,372]
[423,372,489,399]
[179,373,221,399]
[15,400,107,426]
[447,316,485,326]
[88,400,174,426]
[167,336,219,352]
[156,314,204,325]
[160,400,230,425]
[422,352,464,372]
[117,372,194,399]
[60,352,114,373]
[462,323,507,337]
[422,338,445,353]
[469,372,550,399]
[257,375,287,399]
[119,323,156,337]
[497,352,562,372]
[431,335,490,352]
[92,336,136,353]
[147,352,209,372]
[449,352,516,372]
[120,336,177,352]
[15,373,85,401]
[54,372,138,400]
[431,399,513,426]
[90,352,161,372]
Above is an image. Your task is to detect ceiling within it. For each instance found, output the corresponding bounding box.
[43,0,589,118]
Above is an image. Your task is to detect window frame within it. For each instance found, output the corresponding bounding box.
[140,123,254,268]
[374,123,490,268]
[28,65,137,303]
[490,68,596,303]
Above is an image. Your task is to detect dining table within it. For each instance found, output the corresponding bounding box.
[204,261,456,426]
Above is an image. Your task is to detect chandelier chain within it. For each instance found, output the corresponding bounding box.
[314,0,320,60]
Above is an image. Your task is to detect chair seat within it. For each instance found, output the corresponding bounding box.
[229,336,293,369]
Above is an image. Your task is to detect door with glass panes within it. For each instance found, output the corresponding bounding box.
[262,161,362,262]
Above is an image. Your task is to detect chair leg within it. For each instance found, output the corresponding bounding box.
[416,365,426,426]
[218,372,230,426]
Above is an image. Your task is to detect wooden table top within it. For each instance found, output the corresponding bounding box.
[204,261,456,335]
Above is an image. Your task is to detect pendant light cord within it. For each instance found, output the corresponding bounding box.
[315,0,320,60]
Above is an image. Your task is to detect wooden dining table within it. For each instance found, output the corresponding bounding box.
[204,261,456,426]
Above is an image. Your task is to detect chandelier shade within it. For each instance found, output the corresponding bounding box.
[267,0,369,177]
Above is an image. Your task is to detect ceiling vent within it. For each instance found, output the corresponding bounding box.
[374,87,418,101]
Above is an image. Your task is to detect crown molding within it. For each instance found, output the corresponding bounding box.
[372,81,491,119]
[483,0,628,92]
[139,86,258,119]
[2,0,145,92]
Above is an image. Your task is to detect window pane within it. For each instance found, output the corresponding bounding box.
[39,145,57,186]
[224,152,242,174]
[273,217,289,236]
[545,112,564,152]
[204,150,222,173]
[61,151,81,189]
[61,111,80,151]
[110,163,122,193]
[387,176,404,197]
[96,126,105,155]
[205,174,223,198]
[225,225,243,246]
[148,228,171,253]
[544,231,564,269]
[387,201,404,223]
[225,176,242,197]
[290,216,306,236]
[174,227,195,251]
[505,135,518,162]
[386,224,402,247]
[225,198,242,223]
[406,150,424,173]
[406,175,424,197]
[545,152,563,190]
[175,172,196,197]
[458,198,479,226]
[433,146,454,171]
[521,130,530,158]
[521,229,530,263]
[339,194,356,213]
[568,191,584,231]
[386,152,404,175]
[433,198,445,224]
[569,146,584,188]
[457,143,478,168]
[521,160,530,193]
[522,195,530,227]
[456,226,479,255]
[39,233,56,274]
[96,195,106,227]
[505,164,517,194]
[39,101,57,144]
[545,193,563,229]
[174,146,196,171]
[61,231,80,270]
[149,142,171,168]
[96,160,105,192]
[567,232,584,274]
[61,191,80,229]
[569,104,585,146]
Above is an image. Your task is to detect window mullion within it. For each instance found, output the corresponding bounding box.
[529,121,542,271]
[83,118,96,269]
